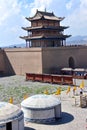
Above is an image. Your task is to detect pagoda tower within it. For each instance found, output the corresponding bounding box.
[20,10,71,48]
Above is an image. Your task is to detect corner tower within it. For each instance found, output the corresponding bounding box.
[20,10,71,48]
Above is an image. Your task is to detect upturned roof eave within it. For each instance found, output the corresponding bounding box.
[21,26,69,31]
[20,35,71,40]
[26,10,64,21]
[26,17,64,21]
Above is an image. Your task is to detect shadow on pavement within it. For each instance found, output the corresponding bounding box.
[24,127,36,130]
[46,112,74,125]
[24,112,74,127]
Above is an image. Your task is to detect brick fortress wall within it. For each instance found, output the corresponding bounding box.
[0,46,87,76]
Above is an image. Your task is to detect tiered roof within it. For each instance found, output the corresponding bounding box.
[20,34,70,40]
[22,25,69,31]
[26,10,64,21]
[20,10,71,46]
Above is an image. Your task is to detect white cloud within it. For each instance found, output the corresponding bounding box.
[80,0,87,9]
[0,0,30,46]
[29,0,53,16]
[66,0,73,10]
[0,0,21,25]
[0,0,87,46]
[64,0,87,36]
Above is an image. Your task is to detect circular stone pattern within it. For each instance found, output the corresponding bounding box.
[21,94,61,123]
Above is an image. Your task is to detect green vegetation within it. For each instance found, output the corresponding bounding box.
[0,75,67,105]
[0,84,67,104]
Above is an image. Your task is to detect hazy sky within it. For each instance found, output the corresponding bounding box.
[0,0,87,47]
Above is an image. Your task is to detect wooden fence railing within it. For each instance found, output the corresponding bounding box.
[26,73,73,85]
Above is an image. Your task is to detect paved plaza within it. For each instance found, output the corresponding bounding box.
[25,90,87,130]
[0,75,87,130]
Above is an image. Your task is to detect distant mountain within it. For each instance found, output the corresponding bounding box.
[67,35,87,45]
[9,43,26,48]
[2,43,26,48]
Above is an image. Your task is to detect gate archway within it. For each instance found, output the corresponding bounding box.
[69,57,75,69]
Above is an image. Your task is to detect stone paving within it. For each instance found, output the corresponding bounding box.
[0,75,87,130]
[25,90,87,130]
